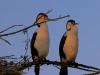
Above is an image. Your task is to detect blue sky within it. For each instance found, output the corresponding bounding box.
[0,0,100,75]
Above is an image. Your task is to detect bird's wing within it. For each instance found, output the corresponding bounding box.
[30,32,38,59]
[30,32,40,75]
[59,32,67,60]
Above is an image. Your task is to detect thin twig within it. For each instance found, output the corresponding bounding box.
[78,63,100,71]
[0,25,23,33]
[45,9,53,14]
[53,65,60,69]
[76,67,97,72]
[48,15,70,21]
[0,55,17,59]
[24,33,30,56]
[0,15,70,37]
[0,37,11,45]
[85,71,100,75]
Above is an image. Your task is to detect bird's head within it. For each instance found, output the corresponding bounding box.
[35,13,48,27]
[66,19,78,31]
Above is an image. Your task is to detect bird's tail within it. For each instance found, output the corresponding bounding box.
[59,66,68,75]
[34,64,40,75]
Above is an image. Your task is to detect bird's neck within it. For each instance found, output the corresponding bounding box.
[67,25,78,36]
[38,23,46,27]
[37,23,48,32]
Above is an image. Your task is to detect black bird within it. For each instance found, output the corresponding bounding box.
[30,13,50,75]
[59,20,78,75]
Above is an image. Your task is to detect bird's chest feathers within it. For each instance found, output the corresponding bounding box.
[36,32,49,45]
[34,26,49,52]
[63,31,78,60]
[67,31,78,43]
[36,26,49,42]
[65,31,78,49]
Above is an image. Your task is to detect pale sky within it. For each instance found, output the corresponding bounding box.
[0,0,100,75]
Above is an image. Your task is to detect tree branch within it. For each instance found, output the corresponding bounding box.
[85,71,100,75]
[0,55,100,75]
[0,25,23,33]
[0,37,11,45]
[0,15,70,37]
[17,60,100,73]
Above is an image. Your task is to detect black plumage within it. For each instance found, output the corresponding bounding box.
[59,33,68,75]
[59,19,78,75]
[59,33,66,60]
[30,13,49,75]
[30,31,40,75]
[30,32,38,60]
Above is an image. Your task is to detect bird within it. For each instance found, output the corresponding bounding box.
[30,13,50,75]
[59,19,78,75]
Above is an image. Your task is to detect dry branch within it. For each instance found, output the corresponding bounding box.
[85,71,100,75]
[0,15,70,37]
[0,25,23,33]
[0,56,100,75]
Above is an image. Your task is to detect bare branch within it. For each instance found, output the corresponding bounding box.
[0,55,17,59]
[76,67,97,72]
[13,59,100,73]
[77,63,100,71]
[45,9,53,14]
[48,15,70,21]
[0,37,11,45]
[0,15,70,37]
[85,71,100,75]
[0,25,23,33]
[0,55,100,75]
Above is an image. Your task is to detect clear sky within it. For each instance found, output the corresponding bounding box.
[0,0,100,75]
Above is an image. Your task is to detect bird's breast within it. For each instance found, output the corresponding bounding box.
[34,28,49,58]
[63,33,78,62]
